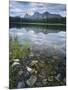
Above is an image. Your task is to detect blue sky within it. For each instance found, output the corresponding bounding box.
[9,0,66,17]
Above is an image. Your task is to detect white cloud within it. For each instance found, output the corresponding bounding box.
[9,1,66,17]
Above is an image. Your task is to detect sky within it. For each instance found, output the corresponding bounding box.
[9,0,66,17]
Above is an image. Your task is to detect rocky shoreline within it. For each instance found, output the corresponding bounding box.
[9,53,66,89]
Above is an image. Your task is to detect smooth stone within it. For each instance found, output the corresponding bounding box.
[30,60,38,66]
[18,70,23,76]
[23,71,31,79]
[11,62,20,67]
[52,56,59,60]
[50,71,56,75]
[26,66,32,72]
[48,76,53,81]
[35,82,43,87]
[55,73,61,81]
[29,52,34,57]
[17,81,25,88]
[34,70,38,74]
[27,68,37,74]
[13,59,20,62]
[26,75,37,86]
[39,74,46,79]
[38,61,45,68]
[42,79,47,84]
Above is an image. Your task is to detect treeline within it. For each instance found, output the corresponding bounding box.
[9,16,66,27]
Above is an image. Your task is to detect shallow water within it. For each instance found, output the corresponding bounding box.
[9,26,66,58]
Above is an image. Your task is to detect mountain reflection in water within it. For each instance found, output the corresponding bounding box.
[10,27,66,59]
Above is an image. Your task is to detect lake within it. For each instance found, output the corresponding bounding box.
[9,26,66,88]
[9,26,66,61]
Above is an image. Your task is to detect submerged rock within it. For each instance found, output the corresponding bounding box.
[26,75,37,86]
[52,56,59,60]
[29,52,34,57]
[11,62,20,67]
[13,59,20,62]
[18,70,23,76]
[55,73,61,81]
[26,66,32,72]
[17,81,25,88]
[23,71,31,80]
[35,81,43,87]
[30,60,38,66]
[42,79,48,85]
[48,76,53,81]
[27,66,37,74]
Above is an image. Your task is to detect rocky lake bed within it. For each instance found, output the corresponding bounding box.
[9,50,66,89]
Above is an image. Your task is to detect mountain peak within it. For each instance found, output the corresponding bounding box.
[24,11,62,19]
[43,11,50,15]
[33,12,41,16]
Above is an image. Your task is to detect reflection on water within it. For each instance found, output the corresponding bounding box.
[10,26,66,59]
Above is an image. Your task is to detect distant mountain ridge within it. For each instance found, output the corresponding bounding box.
[10,11,66,27]
[24,11,62,20]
